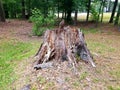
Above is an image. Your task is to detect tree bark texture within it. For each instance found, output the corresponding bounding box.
[34,20,96,70]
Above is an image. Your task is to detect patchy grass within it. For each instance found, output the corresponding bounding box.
[0,40,38,90]
[82,28,100,34]
[72,81,80,87]
[37,76,46,84]
[109,69,120,79]
[108,86,120,90]
[92,78,100,83]
[31,76,55,90]
[44,81,55,90]
[79,72,88,80]
[87,41,115,55]
[65,77,71,82]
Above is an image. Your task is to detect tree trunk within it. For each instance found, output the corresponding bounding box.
[27,0,31,18]
[101,0,105,22]
[21,0,25,19]
[86,0,91,22]
[114,4,120,25]
[57,0,60,19]
[34,20,96,70]
[74,10,78,25]
[0,0,5,22]
[65,10,67,19]
[98,1,102,22]
[62,11,64,19]
[66,10,72,23]
[4,4,9,18]
[109,0,118,23]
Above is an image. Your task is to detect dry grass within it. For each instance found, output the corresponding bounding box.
[77,12,119,23]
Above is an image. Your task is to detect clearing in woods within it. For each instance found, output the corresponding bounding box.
[0,20,120,90]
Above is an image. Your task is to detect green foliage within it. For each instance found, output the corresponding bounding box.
[90,1,100,22]
[30,8,56,36]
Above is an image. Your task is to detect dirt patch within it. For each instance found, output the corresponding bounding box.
[12,55,120,90]
[0,19,41,42]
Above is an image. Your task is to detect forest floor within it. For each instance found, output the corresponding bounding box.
[0,20,120,90]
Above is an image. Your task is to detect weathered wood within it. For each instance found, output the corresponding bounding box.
[34,62,53,69]
[34,21,96,70]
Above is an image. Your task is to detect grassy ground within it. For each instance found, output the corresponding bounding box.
[0,19,120,90]
[0,40,37,90]
[0,20,40,90]
[77,12,119,23]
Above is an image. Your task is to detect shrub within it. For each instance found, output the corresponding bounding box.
[30,8,56,36]
[90,1,100,22]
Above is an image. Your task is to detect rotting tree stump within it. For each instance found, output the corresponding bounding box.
[34,20,96,70]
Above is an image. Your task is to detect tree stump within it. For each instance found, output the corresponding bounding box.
[34,20,96,70]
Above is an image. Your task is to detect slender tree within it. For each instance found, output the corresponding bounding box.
[0,0,5,22]
[57,0,60,18]
[109,0,118,23]
[86,0,91,21]
[66,0,73,22]
[74,10,78,25]
[114,3,120,25]
[21,0,25,19]
[101,0,106,22]
[27,0,31,18]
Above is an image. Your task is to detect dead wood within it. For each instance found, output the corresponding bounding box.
[34,21,96,70]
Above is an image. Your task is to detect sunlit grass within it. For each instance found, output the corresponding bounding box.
[77,12,120,23]
[108,86,120,90]
[102,13,111,22]
[87,41,115,55]
[82,28,99,34]
[0,40,39,90]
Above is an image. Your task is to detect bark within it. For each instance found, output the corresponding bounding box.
[34,20,96,70]
[109,0,118,23]
[0,0,5,22]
